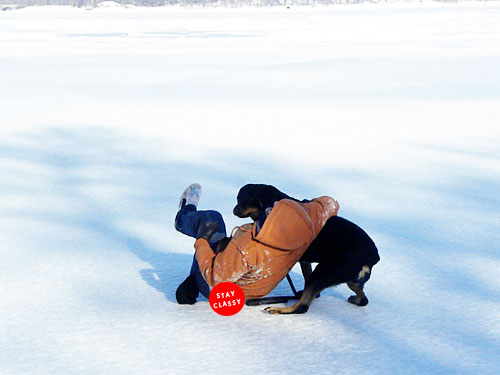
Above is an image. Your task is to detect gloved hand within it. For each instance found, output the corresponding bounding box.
[214,237,230,254]
[197,221,219,242]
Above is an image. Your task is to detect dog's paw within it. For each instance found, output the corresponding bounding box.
[348,295,369,306]
[264,305,309,314]
[264,307,283,315]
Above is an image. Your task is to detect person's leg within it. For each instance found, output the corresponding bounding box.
[189,256,211,299]
[175,205,226,299]
[176,207,226,302]
[175,204,226,242]
[175,182,227,302]
[175,183,226,241]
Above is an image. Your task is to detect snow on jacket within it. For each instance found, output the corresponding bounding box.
[194,196,339,299]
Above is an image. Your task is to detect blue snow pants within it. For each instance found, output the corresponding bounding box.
[174,204,226,298]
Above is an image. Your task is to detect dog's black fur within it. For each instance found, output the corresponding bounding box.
[234,184,380,314]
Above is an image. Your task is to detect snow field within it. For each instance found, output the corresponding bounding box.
[1,3,500,375]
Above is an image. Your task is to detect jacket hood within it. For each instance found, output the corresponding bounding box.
[252,199,315,251]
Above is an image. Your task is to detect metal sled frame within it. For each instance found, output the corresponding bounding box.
[245,274,300,306]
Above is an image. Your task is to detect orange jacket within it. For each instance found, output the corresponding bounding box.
[194,196,339,299]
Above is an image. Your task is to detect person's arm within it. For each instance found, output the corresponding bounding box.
[313,196,339,217]
[194,238,249,287]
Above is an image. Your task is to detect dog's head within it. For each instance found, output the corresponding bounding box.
[233,184,291,221]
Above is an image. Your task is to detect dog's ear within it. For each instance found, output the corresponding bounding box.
[257,185,282,209]
[249,185,267,210]
[237,185,252,204]
[266,185,289,205]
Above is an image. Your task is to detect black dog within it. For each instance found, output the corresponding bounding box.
[234,184,380,314]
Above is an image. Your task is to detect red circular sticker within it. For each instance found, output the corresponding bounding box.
[209,282,245,316]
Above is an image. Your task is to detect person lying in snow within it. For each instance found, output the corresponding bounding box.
[174,183,339,304]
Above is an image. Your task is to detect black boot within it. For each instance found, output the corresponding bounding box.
[176,274,199,305]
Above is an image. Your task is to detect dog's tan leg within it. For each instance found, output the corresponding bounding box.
[265,283,322,315]
[265,293,318,315]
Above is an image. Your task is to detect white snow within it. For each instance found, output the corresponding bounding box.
[1,3,500,375]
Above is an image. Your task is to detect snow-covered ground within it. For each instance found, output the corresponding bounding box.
[1,3,500,375]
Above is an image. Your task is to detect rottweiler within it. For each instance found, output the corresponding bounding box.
[233,184,380,314]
